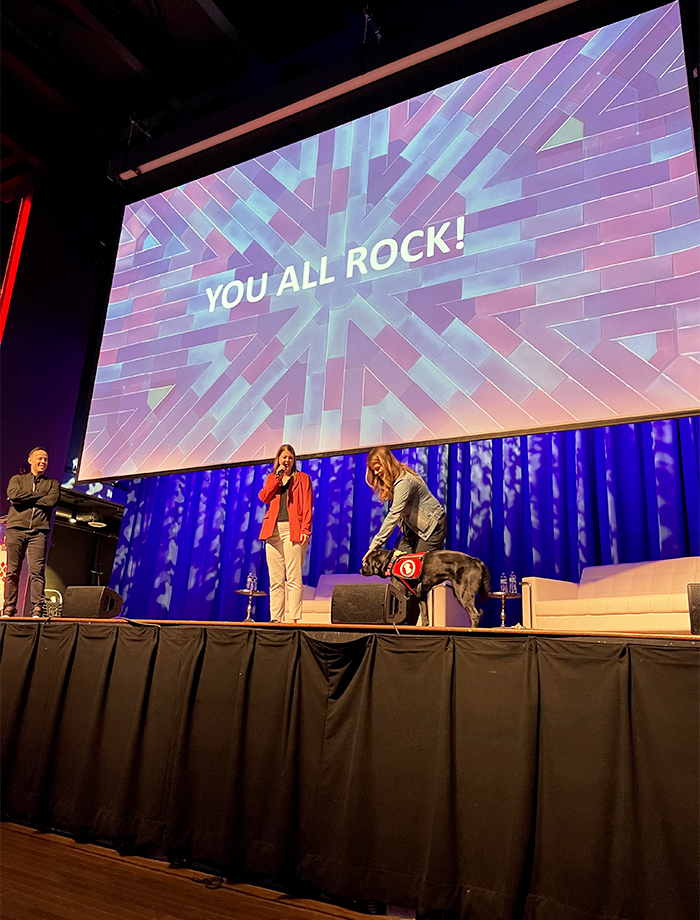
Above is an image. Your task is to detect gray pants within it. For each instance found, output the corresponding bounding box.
[3,529,48,615]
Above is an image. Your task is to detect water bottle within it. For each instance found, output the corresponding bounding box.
[500,572,508,593]
[508,571,517,594]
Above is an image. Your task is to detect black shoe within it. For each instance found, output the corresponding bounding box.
[31,607,47,618]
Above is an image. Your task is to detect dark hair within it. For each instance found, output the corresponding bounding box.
[28,447,48,458]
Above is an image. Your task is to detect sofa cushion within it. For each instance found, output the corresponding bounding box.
[578,558,700,599]
[532,612,692,634]
[536,592,690,616]
[313,573,386,598]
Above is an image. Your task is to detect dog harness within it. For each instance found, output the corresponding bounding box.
[387,553,426,596]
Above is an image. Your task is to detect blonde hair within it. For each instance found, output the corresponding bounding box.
[365,447,418,502]
[273,443,298,475]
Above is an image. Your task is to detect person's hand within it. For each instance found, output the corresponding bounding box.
[301,533,310,545]
[362,549,372,563]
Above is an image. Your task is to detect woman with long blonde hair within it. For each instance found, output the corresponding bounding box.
[363,446,446,563]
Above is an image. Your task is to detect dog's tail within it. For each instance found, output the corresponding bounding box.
[478,562,491,601]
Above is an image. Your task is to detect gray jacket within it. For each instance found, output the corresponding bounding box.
[369,472,444,551]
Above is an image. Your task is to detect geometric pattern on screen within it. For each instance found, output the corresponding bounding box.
[80,2,700,480]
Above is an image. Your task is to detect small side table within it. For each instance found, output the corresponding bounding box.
[234,588,267,623]
[488,592,522,627]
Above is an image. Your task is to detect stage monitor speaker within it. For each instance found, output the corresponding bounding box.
[62,586,123,619]
[688,584,700,635]
[384,583,420,626]
[331,584,387,625]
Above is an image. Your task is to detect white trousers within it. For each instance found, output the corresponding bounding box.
[265,523,307,621]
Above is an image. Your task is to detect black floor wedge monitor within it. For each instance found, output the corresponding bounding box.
[330,584,387,625]
[62,586,123,619]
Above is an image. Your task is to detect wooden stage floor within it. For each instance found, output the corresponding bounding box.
[0,823,412,920]
[2,615,697,642]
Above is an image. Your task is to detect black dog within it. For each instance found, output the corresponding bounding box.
[361,548,490,627]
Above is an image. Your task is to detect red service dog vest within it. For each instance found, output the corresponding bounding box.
[389,553,425,595]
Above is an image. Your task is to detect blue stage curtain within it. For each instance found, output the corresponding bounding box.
[110,416,700,623]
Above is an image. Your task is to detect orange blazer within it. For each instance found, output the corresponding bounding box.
[258,471,313,542]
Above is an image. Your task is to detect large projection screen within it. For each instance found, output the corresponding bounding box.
[78,1,699,481]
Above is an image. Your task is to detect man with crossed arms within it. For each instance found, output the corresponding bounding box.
[2,447,59,618]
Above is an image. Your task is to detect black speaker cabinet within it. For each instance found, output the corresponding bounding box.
[688,584,700,635]
[331,584,387,624]
[62,586,123,619]
[384,582,420,626]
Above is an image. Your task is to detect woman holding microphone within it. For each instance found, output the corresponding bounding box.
[259,444,313,622]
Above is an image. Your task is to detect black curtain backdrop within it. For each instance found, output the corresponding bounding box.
[1,621,698,920]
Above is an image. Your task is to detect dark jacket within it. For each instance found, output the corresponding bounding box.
[7,473,60,531]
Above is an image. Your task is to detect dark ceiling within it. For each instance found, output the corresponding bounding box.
[2,0,391,150]
[1,0,519,189]
[2,0,698,201]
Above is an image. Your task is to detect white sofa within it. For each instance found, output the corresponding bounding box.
[295,573,474,627]
[521,557,700,634]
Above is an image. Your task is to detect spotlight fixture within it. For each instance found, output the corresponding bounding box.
[69,509,77,524]
[87,514,107,528]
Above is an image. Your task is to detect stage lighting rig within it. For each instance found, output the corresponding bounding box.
[127,115,152,147]
[363,6,382,42]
